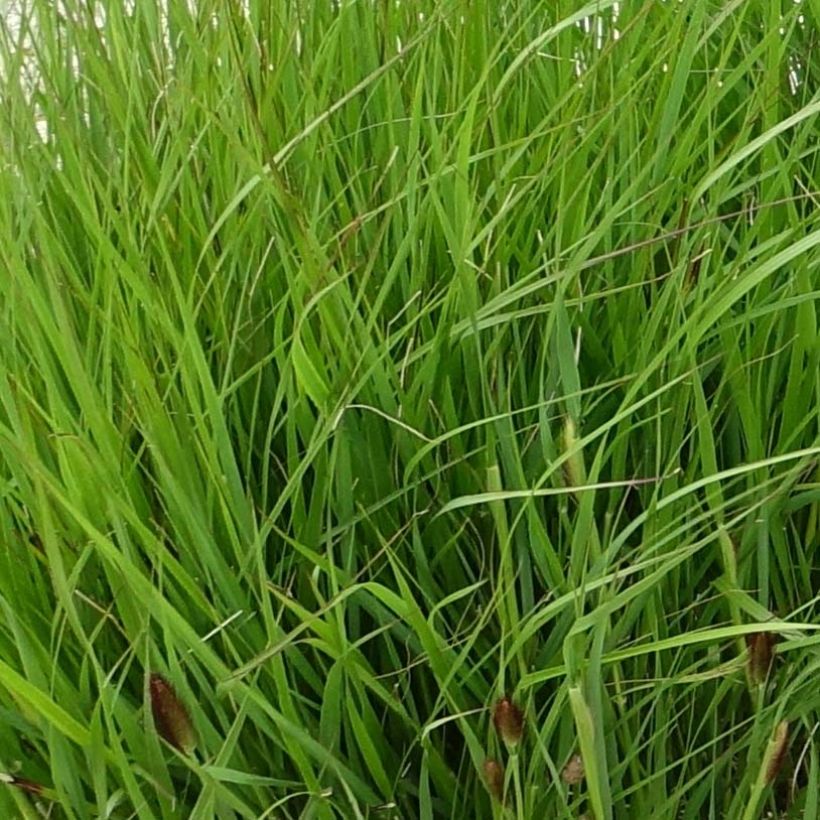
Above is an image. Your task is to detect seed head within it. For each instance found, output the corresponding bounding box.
[482,758,505,802]
[561,753,585,785]
[149,673,196,754]
[746,631,776,686]
[492,696,524,745]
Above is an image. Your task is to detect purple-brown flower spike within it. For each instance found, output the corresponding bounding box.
[746,632,776,686]
[483,758,505,802]
[149,673,196,754]
[492,696,524,746]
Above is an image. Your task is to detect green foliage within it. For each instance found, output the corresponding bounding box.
[0,1,818,817]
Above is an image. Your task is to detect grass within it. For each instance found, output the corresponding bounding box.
[0,0,819,817]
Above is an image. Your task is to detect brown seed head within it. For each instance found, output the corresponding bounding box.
[492,696,524,745]
[149,673,196,754]
[483,758,505,802]
[561,753,585,785]
[746,632,776,686]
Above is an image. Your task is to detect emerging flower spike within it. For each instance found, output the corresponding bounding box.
[562,416,586,495]
[149,673,196,754]
[483,758,505,802]
[492,696,524,745]
[764,721,789,786]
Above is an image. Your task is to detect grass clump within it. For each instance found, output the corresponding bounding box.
[0,1,819,817]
